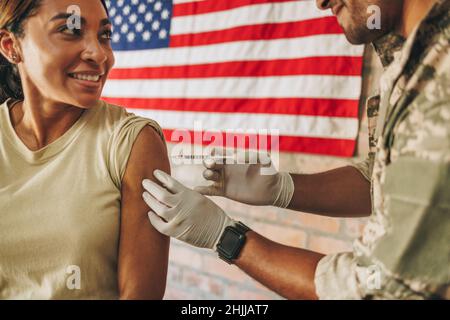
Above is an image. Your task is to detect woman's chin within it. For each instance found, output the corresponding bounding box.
[65,83,103,107]
[70,94,102,109]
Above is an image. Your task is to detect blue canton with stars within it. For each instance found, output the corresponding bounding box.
[105,0,173,51]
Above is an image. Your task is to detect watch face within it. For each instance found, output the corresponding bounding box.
[221,230,240,250]
[219,228,244,259]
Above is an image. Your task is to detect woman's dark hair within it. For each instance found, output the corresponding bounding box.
[0,0,109,103]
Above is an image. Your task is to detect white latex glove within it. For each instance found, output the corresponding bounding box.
[142,170,236,250]
[194,149,294,208]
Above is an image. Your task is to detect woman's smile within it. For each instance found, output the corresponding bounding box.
[68,71,105,91]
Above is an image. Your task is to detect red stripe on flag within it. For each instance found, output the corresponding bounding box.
[162,129,356,157]
[101,97,359,118]
[173,0,299,17]
[108,56,363,79]
[279,135,355,156]
[169,17,343,47]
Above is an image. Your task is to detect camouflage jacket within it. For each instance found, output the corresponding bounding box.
[315,0,450,299]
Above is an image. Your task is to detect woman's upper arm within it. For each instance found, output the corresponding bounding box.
[118,125,170,300]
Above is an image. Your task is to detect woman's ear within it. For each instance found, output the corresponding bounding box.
[0,30,21,64]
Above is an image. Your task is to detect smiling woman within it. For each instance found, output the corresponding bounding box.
[0,0,170,299]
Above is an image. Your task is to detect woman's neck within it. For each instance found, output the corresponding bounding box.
[399,0,437,38]
[9,93,85,151]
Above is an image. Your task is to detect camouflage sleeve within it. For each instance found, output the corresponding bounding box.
[314,252,363,299]
[349,94,380,182]
[314,250,445,299]
[349,155,374,181]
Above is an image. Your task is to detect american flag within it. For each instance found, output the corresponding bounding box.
[102,0,364,157]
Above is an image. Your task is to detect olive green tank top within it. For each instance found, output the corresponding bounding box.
[0,98,164,299]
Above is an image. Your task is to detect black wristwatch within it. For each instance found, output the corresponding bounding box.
[216,221,251,264]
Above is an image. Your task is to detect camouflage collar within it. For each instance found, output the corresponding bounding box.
[371,0,450,68]
[425,0,450,20]
[372,33,405,68]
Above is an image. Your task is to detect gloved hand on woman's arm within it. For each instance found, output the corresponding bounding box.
[142,169,236,249]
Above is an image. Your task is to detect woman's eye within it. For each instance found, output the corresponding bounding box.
[101,30,112,41]
[59,26,82,36]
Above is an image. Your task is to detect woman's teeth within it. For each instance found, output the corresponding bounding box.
[70,73,101,82]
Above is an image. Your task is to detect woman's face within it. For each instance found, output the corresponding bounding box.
[17,0,114,108]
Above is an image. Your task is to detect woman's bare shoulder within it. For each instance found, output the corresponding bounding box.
[122,124,170,190]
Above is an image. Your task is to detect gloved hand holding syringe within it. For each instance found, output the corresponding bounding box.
[170,148,294,207]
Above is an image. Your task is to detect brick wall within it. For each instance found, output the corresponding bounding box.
[163,45,383,300]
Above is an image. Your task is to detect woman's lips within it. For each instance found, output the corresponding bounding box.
[69,75,103,91]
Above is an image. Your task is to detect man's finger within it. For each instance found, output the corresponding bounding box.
[143,191,172,219]
[148,211,170,235]
[153,170,185,194]
[203,158,224,170]
[203,169,221,182]
[142,178,178,206]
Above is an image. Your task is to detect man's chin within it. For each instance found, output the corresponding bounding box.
[343,33,365,45]
[343,29,387,45]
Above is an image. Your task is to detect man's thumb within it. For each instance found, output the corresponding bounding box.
[194,185,220,196]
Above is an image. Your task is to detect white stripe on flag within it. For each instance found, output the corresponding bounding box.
[112,35,364,68]
[171,1,332,35]
[128,109,359,139]
[103,75,362,99]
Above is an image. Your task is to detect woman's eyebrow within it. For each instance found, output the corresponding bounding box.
[50,12,86,25]
[100,18,112,27]
[50,13,111,27]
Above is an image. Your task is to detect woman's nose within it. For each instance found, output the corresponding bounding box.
[81,37,107,65]
[316,0,332,10]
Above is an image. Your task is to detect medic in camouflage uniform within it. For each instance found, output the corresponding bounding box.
[315,0,450,299]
